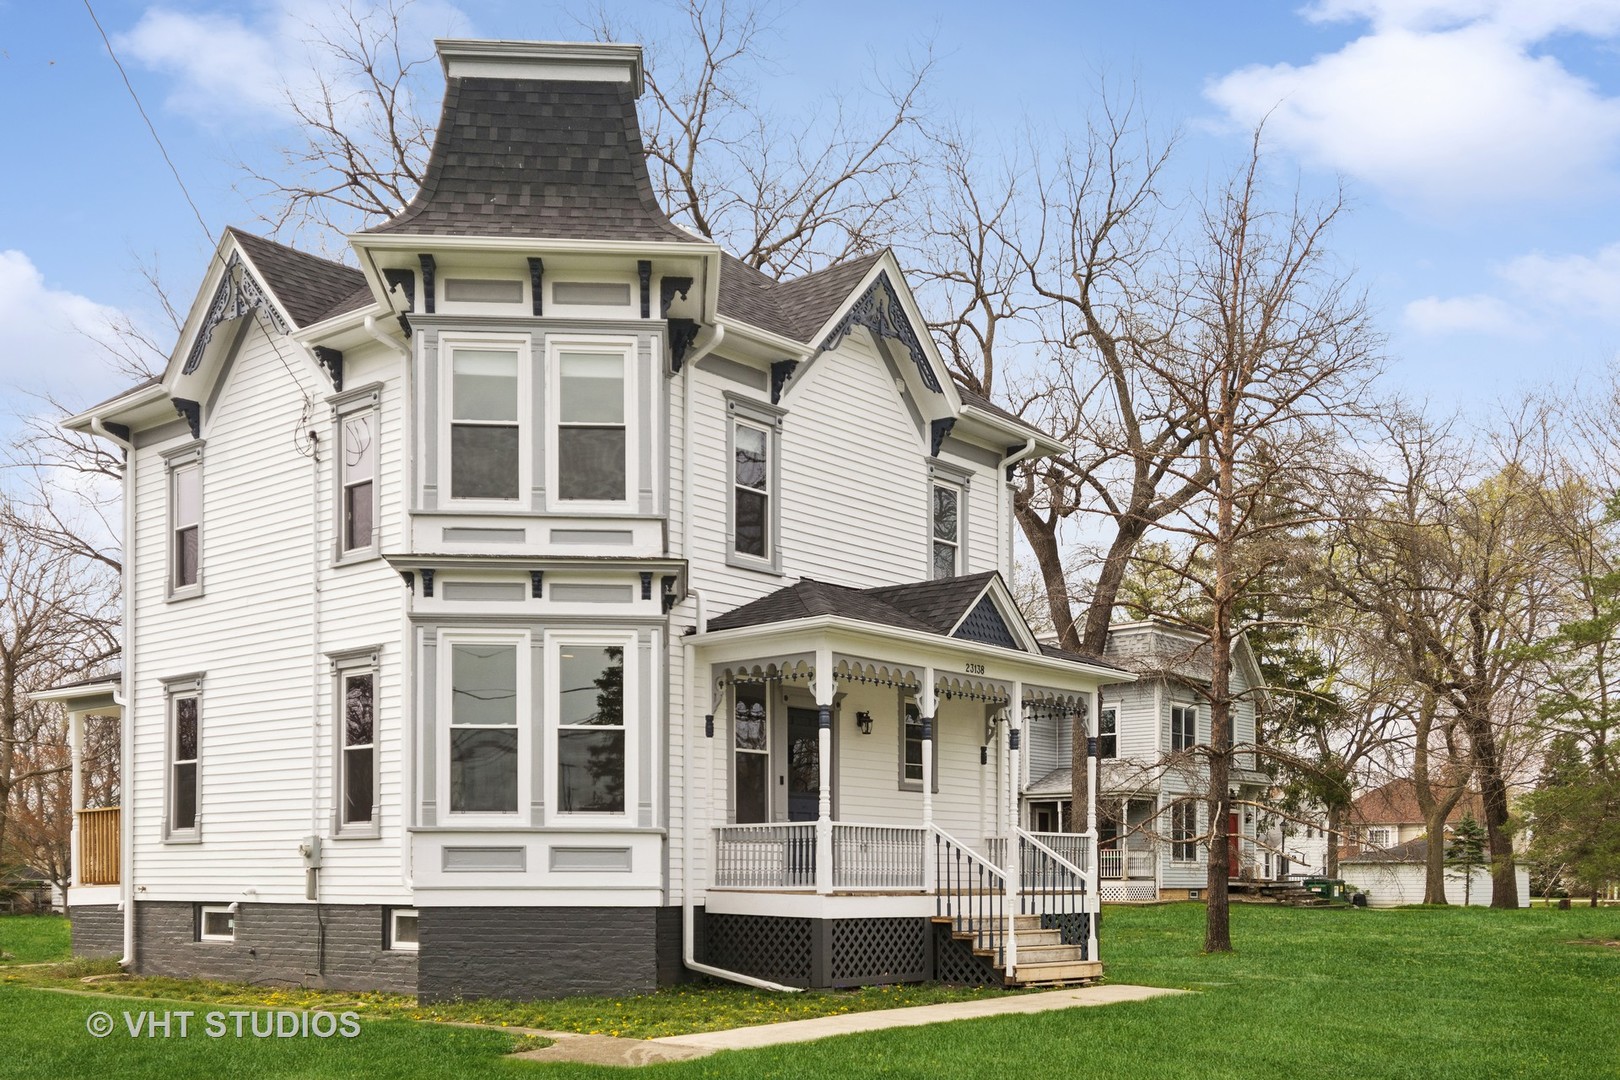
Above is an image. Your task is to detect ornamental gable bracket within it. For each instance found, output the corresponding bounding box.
[817,270,941,394]
[182,251,290,375]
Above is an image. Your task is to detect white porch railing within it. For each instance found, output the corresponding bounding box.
[832,824,927,889]
[713,822,929,890]
[1026,831,1090,874]
[713,823,818,889]
[1099,849,1156,880]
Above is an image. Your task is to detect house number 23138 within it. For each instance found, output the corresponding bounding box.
[964,663,985,675]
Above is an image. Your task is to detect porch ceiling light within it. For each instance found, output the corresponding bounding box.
[855,711,874,735]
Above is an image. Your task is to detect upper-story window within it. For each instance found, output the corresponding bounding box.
[1098,707,1117,759]
[166,445,203,598]
[734,421,770,559]
[334,388,380,558]
[930,481,961,579]
[726,394,784,572]
[1171,705,1197,752]
[549,339,634,508]
[449,345,524,502]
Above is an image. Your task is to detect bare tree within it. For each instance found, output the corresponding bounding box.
[1127,136,1378,950]
[243,0,439,247]
[1324,410,1565,908]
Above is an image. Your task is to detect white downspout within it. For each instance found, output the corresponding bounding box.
[92,416,137,969]
[682,589,799,992]
[998,438,1036,578]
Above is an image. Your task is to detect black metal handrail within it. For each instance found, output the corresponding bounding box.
[1016,828,1090,954]
[932,826,1008,969]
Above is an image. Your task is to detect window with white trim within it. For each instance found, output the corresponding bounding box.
[1365,826,1393,849]
[1171,705,1197,752]
[167,449,203,596]
[448,345,523,502]
[898,699,938,792]
[388,908,419,951]
[930,481,961,579]
[336,394,378,555]
[552,344,630,505]
[165,677,202,840]
[733,683,768,823]
[1098,707,1117,759]
[1171,801,1198,862]
[443,633,526,817]
[334,652,378,834]
[198,905,235,942]
[732,419,770,560]
[726,394,784,571]
[553,639,629,815]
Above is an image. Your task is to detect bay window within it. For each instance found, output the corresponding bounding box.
[552,342,631,505]
[449,345,522,501]
[443,633,526,816]
[551,634,633,816]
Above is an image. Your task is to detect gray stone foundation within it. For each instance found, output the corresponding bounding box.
[69,904,123,959]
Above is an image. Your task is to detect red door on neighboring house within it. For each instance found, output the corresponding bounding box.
[1228,813,1241,875]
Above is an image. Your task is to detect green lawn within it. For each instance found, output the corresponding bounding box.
[0,904,1615,1079]
[0,914,71,964]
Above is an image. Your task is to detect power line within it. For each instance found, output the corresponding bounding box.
[82,0,214,246]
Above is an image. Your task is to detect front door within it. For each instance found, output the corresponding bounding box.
[786,707,823,821]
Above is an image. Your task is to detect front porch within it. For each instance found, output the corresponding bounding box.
[690,575,1135,987]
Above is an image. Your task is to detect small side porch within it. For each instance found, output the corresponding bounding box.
[31,675,123,902]
[690,574,1136,988]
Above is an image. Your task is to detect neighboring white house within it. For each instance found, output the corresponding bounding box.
[1341,838,1531,908]
[41,39,1130,1000]
[1251,801,1331,882]
[1021,621,1271,901]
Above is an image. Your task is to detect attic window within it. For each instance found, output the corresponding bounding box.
[552,282,631,307]
[443,278,522,304]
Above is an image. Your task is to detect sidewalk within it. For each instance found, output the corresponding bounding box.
[513,984,1186,1067]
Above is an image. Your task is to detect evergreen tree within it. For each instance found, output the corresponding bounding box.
[1446,814,1488,905]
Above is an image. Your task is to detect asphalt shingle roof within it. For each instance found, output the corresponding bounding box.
[228,229,369,329]
[367,79,695,242]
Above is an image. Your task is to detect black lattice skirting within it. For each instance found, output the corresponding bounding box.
[703,915,932,988]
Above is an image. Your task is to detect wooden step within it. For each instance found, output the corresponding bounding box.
[1014,944,1088,964]
[1009,959,1103,986]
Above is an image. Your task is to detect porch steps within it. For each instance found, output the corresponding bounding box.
[932,913,1100,987]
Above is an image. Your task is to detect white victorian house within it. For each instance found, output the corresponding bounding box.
[43,39,1128,1000]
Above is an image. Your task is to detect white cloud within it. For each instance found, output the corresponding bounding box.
[0,251,139,410]
[1496,242,1620,321]
[1403,293,1529,336]
[117,2,473,127]
[1206,2,1620,206]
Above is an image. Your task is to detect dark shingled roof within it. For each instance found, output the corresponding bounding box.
[706,572,1123,672]
[957,384,1045,435]
[772,251,885,340]
[367,79,694,242]
[228,228,369,329]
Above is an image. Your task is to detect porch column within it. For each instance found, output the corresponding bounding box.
[919,668,936,830]
[1004,683,1024,974]
[69,708,83,888]
[1086,692,1100,962]
[815,647,834,895]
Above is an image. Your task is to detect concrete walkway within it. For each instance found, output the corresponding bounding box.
[512,984,1185,1067]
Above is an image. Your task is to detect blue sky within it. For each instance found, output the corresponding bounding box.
[3,0,1620,417]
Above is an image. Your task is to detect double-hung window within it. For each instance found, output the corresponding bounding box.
[333,651,378,834]
[166,445,203,597]
[1098,707,1117,759]
[449,345,523,502]
[733,683,768,823]
[1171,705,1197,752]
[899,700,938,792]
[165,676,203,840]
[444,633,526,817]
[1171,801,1198,861]
[725,394,784,571]
[930,481,961,579]
[553,638,630,815]
[336,392,379,555]
[552,342,632,505]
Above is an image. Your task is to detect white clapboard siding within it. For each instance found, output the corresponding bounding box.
[129,325,409,903]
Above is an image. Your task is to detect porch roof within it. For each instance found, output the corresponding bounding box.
[708,572,1125,672]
